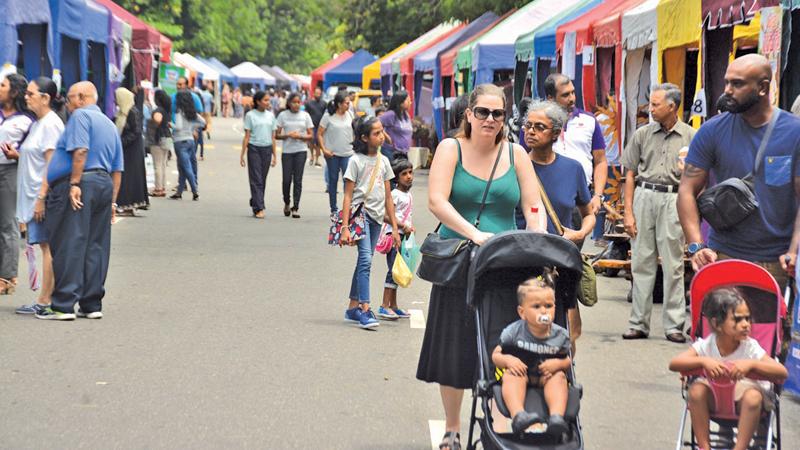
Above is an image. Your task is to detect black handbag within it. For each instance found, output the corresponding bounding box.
[697,108,778,231]
[417,141,506,288]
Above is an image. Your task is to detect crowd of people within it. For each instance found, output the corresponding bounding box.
[2,51,800,449]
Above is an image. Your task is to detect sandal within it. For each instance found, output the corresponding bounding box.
[0,277,16,295]
[439,431,460,450]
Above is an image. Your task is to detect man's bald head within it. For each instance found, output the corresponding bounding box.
[728,54,772,84]
[66,81,98,112]
[721,54,773,115]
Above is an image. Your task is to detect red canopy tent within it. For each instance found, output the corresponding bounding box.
[399,24,464,117]
[95,0,171,84]
[556,0,631,111]
[590,0,646,148]
[310,51,354,91]
[439,10,514,97]
[702,0,780,29]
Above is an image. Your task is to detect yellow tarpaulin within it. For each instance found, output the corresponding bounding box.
[362,44,407,89]
[732,11,760,53]
[657,0,701,122]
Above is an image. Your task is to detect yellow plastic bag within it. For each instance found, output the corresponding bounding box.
[392,251,413,288]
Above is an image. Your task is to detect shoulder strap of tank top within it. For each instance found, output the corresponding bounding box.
[454,138,462,163]
[508,142,514,165]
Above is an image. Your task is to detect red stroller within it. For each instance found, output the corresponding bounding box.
[675,260,788,450]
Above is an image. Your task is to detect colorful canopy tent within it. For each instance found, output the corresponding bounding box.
[231,61,275,89]
[323,49,377,90]
[106,9,132,118]
[781,0,800,108]
[48,0,109,105]
[413,12,500,137]
[395,24,465,117]
[514,0,603,103]
[702,0,779,118]
[381,22,461,96]
[291,74,311,91]
[310,51,353,91]
[556,0,632,110]
[174,52,220,85]
[201,57,238,86]
[271,66,299,91]
[620,0,659,147]
[362,44,407,89]
[95,0,168,85]
[590,0,646,148]
[2,0,53,80]
[441,10,514,97]
[468,0,583,87]
[656,0,701,122]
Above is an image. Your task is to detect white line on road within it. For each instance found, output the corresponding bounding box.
[113,217,124,224]
[410,309,425,329]
[429,420,445,450]
[172,170,179,175]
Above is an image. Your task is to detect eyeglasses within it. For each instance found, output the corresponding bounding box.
[472,107,505,121]
[523,122,553,133]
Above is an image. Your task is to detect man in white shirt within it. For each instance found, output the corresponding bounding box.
[545,74,607,216]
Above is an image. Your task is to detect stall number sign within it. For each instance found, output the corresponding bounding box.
[582,46,594,66]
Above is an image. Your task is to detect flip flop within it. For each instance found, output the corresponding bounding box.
[0,278,16,295]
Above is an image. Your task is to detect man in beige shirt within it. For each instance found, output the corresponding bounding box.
[621,83,695,343]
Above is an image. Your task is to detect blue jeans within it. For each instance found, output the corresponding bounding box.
[175,139,198,195]
[326,155,351,213]
[348,215,381,303]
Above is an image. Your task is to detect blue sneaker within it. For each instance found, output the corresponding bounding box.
[392,308,411,319]
[35,307,76,321]
[378,306,399,320]
[359,309,380,329]
[344,307,363,324]
[15,302,49,315]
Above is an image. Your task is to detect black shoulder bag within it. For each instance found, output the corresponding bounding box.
[698,108,779,231]
[417,140,506,288]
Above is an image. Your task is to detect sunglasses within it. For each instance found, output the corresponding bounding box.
[523,122,553,133]
[472,107,505,121]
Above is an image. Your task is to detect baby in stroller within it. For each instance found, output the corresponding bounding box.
[669,288,788,450]
[492,273,571,437]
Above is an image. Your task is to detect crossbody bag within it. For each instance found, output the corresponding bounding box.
[417,140,506,289]
[328,157,382,246]
[697,108,779,231]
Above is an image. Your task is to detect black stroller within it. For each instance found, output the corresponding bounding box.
[465,231,585,450]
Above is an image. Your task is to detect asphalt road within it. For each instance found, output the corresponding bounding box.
[1,117,797,449]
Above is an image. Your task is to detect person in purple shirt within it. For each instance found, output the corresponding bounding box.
[379,90,413,159]
[37,82,123,321]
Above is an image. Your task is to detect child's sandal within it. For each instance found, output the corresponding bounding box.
[0,278,15,295]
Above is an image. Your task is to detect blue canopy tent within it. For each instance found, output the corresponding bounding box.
[322,49,376,90]
[412,12,500,140]
[48,0,109,98]
[2,0,53,80]
[201,57,238,87]
[529,0,603,98]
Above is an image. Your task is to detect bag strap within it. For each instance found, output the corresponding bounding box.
[750,107,779,178]
[533,167,565,236]
[474,140,505,228]
[366,156,382,195]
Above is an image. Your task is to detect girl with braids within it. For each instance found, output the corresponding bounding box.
[0,74,34,295]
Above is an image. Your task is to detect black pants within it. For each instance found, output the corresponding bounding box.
[282,152,306,209]
[46,171,113,314]
[247,144,272,213]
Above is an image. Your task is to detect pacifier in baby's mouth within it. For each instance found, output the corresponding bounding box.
[537,314,551,324]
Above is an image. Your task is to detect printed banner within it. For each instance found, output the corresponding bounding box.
[158,63,186,97]
[759,7,782,106]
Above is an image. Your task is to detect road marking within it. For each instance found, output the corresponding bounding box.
[113,217,124,224]
[429,420,445,450]
[410,309,425,329]
[172,170,179,175]
[204,144,215,150]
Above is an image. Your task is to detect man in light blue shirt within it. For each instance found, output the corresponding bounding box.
[38,82,123,321]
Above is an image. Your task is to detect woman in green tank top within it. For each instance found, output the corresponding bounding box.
[416,84,545,450]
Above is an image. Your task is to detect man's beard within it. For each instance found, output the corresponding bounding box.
[717,92,759,114]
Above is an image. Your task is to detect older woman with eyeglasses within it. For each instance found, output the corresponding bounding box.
[518,100,595,354]
[417,84,543,450]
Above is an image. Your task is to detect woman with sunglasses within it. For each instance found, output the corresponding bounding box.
[416,84,543,450]
[519,100,595,354]
[12,77,64,314]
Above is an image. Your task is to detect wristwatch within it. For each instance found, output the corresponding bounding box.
[687,242,707,256]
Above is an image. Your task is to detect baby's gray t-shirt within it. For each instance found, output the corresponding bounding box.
[500,320,570,359]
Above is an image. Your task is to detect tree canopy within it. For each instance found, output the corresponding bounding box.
[114,0,527,73]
